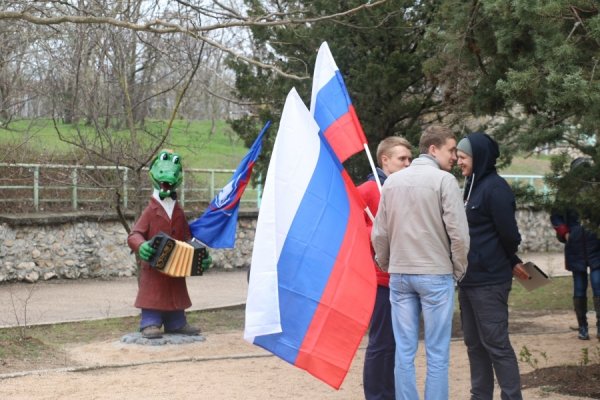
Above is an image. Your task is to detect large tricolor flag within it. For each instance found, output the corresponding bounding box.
[244,88,377,389]
[310,42,368,163]
[189,121,270,248]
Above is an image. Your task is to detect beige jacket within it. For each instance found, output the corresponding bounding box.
[371,155,470,281]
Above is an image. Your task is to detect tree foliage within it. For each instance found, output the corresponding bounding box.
[3,0,600,230]
[425,0,600,227]
[229,0,442,182]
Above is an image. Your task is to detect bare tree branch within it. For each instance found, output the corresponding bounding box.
[146,41,206,169]
[0,0,389,80]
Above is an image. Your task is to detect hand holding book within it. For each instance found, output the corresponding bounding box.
[515,261,551,291]
[512,263,530,280]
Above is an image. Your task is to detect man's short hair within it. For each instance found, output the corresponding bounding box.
[418,125,456,154]
[376,136,412,167]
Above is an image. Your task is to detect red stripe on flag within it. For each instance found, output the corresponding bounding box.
[218,161,255,211]
[323,106,367,163]
[295,171,377,389]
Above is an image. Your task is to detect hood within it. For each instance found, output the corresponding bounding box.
[468,132,498,183]
[463,132,499,200]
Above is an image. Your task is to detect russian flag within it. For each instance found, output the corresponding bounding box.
[310,42,367,163]
[244,88,376,389]
[189,121,270,248]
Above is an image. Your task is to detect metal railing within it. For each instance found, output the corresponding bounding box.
[0,163,548,214]
[500,174,549,195]
[0,163,261,212]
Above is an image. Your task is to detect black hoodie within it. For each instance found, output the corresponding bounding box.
[458,132,522,287]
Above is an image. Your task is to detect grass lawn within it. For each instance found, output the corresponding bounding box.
[499,154,552,176]
[1,118,556,175]
[508,275,574,311]
[0,120,555,213]
[450,276,575,313]
[0,119,249,170]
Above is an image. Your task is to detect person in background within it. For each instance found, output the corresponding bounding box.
[372,125,470,400]
[456,132,529,400]
[551,157,600,340]
[358,136,413,400]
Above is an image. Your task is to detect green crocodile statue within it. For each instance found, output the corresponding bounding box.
[128,149,212,339]
[138,149,212,272]
[149,149,183,200]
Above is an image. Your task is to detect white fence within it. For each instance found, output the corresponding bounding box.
[0,163,547,214]
[0,163,261,212]
[500,174,549,195]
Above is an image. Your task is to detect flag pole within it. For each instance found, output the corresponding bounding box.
[364,205,375,222]
[362,142,379,222]
[363,143,382,193]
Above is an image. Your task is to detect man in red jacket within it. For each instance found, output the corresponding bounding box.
[358,136,412,400]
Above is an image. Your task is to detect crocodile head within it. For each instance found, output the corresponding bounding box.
[149,149,183,199]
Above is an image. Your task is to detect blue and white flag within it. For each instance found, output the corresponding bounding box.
[189,121,270,248]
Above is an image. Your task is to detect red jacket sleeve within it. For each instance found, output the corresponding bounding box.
[356,180,381,228]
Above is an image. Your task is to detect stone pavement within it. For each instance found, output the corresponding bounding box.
[0,252,568,329]
[0,269,248,329]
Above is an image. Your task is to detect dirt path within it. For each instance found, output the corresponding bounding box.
[0,311,598,399]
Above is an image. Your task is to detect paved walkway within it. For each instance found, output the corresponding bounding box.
[0,252,567,329]
[0,270,248,329]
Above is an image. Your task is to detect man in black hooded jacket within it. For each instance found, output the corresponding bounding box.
[456,132,529,400]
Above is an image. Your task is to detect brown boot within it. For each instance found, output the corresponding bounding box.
[141,325,163,339]
[165,323,201,336]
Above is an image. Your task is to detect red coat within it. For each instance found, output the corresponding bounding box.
[357,180,390,287]
[128,198,192,310]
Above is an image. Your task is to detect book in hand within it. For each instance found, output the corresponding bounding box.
[516,261,551,292]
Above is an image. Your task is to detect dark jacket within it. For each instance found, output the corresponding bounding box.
[551,208,600,272]
[458,132,522,287]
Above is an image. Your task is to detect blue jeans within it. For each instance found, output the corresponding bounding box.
[389,274,455,400]
[572,268,600,298]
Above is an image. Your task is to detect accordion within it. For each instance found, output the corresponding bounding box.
[148,232,208,277]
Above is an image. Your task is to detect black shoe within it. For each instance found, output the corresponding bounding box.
[578,325,590,340]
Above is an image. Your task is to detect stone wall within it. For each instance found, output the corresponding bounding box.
[0,212,256,283]
[0,209,558,283]
[516,208,563,253]
[0,220,133,282]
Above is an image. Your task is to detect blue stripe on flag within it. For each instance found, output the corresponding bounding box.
[312,71,353,134]
[253,137,350,363]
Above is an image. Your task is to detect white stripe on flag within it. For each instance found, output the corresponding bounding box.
[244,88,321,341]
[309,41,338,116]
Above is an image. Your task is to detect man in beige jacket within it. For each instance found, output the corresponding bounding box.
[372,125,470,400]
